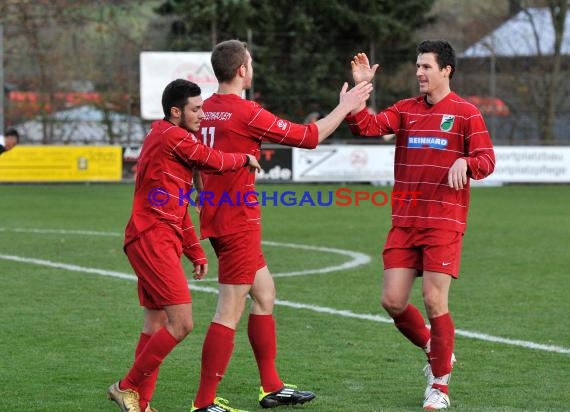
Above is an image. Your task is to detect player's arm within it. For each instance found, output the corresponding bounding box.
[192,168,203,193]
[345,102,399,138]
[448,113,495,190]
[181,210,208,279]
[313,81,374,143]
[345,52,400,138]
[249,81,372,149]
[350,52,380,114]
[172,133,261,173]
[191,168,204,212]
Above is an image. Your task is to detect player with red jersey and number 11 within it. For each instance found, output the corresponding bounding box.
[189,39,373,412]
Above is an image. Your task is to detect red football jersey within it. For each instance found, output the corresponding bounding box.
[346,92,495,233]
[124,119,249,254]
[199,93,319,238]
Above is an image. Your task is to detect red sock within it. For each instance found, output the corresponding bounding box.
[248,314,283,392]
[393,304,431,349]
[194,323,235,408]
[134,333,159,410]
[120,327,179,391]
[429,312,455,390]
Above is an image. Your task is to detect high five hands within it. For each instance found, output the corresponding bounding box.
[351,53,380,84]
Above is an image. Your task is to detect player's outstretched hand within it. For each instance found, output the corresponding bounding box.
[448,158,468,190]
[351,53,380,84]
[339,81,373,114]
[246,154,261,173]
[193,263,208,280]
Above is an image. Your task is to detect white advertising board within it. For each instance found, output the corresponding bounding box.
[292,145,394,182]
[140,52,217,120]
[293,145,570,183]
[488,146,570,183]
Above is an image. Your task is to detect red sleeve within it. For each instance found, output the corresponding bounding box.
[248,105,319,148]
[181,210,207,265]
[345,105,401,137]
[463,112,495,180]
[170,131,248,172]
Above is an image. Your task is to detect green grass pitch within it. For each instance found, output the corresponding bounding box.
[0,183,568,411]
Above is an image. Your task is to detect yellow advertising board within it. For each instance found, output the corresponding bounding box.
[0,146,122,182]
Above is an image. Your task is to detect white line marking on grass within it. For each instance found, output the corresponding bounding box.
[0,227,122,237]
[0,227,371,279]
[263,241,371,278]
[0,254,220,294]
[1,253,569,355]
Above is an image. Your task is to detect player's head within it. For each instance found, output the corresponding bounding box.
[417,40,456,78]
[3,127,19,151]
[416,40,455,96]
[161,79,204,132]
[211,40,253,89]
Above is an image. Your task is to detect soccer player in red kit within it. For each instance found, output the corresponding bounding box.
[189,40,373,412]
[106,79,260,412]
[346,41,495,409]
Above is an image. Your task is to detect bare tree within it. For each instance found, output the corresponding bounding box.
[424,0,569,143]
[539,0,568,142]
[0,0,155,144]
[507,1,568,143]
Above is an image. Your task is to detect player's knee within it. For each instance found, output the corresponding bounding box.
[172,319,194,339]
[381,295,406,316]
[253,289,275,311]
[422,291,446,316]
[213,315,240,329]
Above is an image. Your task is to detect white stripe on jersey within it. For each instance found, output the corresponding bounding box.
[162,171,193,185]
[466,130,489,140]
[412,198,467,208]
[261,116,278,140]
[297,127,308,148]
[394,179,449,187]
[150,207,182,219]
[278,122,292,144]
[392,214,466,225]
[248,107,264,126]
[395,163,450,169]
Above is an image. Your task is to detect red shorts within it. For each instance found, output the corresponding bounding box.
[209,229,267,285]
[125,225,191,309]
[382,226,463,278]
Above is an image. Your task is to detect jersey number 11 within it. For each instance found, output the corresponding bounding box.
[201,127,215,147]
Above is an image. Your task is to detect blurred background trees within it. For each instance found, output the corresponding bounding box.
[0,0,567,144]
[0,0,155,143]
[153,0,435,125]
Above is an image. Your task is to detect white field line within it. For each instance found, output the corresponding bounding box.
[1,253,569,355]
[262,240,371,278]
[0,227,371,279]
[0,227,123,237]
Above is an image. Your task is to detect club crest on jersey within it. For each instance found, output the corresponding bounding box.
[277,120,288,130]
[440,115,455,131]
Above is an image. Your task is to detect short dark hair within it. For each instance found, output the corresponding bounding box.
[5,127,19,141]
[417,40,456,79]
[211,40,249,83]
[161,79,201,118]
